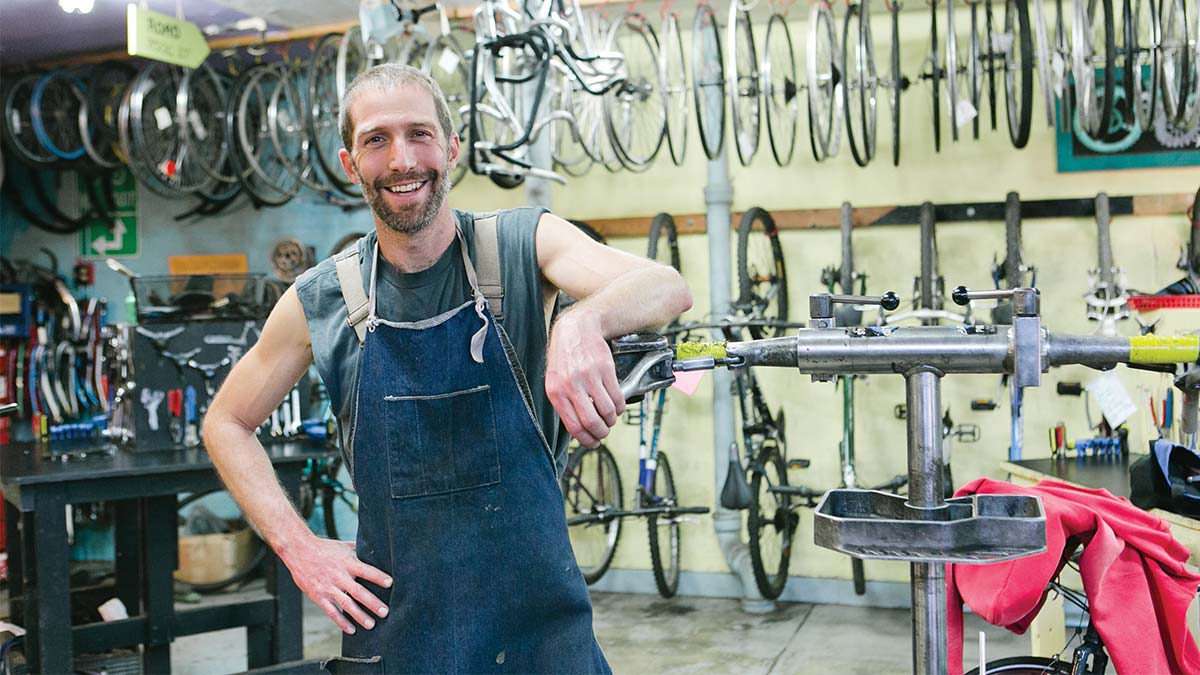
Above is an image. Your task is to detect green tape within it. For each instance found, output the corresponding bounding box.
[676,340,727,359]
[1129,335,1200,364]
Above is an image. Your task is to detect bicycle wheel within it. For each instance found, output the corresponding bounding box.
[337,25,370,101]
[947,0,964,141]
[762,14,798,166]
[4,74,57,165]
[179,65,234,185]
[890,2,905,165]
[808,1,843,161]
[236,65,302,206]
[561,443,622,585]
[647,451,681,599]
[647,212,682,273]
[1030,0,1056,126]
[176,489,268,593]
[30,71,86,162]
[843,3,879,166]
[984,0,1000,129]
[659,12,689,166]
[309,33,361,195]
[82,61,135,169]
[964,656,1071,674]
[604,13,666,171]
[727,2,761,166]
[968,1,985,138]
[1158,0,1190,126]
[692,3,726,160]
[748,450,793,600]
[927,1,944,152]
[1127,0,1161,131]
[737,207,789,339]
[1004,0,1035,147]
[424,32,472,187]
[321,457,359,541]
[1072,0,1117,135]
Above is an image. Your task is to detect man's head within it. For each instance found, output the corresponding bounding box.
[337,64,459,236]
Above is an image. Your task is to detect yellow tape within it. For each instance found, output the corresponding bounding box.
[1129,335,1200,364]
[676,340,727,359]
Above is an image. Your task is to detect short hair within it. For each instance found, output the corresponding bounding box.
[338,63,455,153]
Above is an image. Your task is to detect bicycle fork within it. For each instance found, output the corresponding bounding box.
[637,388,668,499]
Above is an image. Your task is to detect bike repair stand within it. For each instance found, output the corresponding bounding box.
[807,290,1049,674]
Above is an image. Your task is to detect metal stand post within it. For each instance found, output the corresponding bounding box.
[906,368,947,674]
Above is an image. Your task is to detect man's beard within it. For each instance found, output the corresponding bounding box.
[359,163,451,235]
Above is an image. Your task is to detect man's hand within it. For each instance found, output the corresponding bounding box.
[281,534,394,634]
[545,307,626,447]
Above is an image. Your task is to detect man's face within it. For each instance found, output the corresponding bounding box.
[339,84,460,235]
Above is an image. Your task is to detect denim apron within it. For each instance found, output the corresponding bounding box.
[335,227,610,674]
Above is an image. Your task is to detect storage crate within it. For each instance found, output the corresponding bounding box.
[175,528,256,585]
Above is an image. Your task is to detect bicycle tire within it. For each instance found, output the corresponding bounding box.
[930,1,944,152]
[4,74,58,166]
[1004,0,1035,147]
[30,71,87,162]
[337,25,370,102]
[692,3,726,160]
[1158,0,1189,126]
[964,656,1071,674]
[561,443,623,585]
[727,3,761,166]
[985,0,1000,130]
[763,13,799,166]
[808,2,843,161]
[179,64,235,185]
[968,1,984,139]
[321,457,359,541]
[737,207,789,339]
[890,4,904,165]
[647,212,682,273]
[659,12,689,166]
[1128,0,1161,131]
[177,489,268,593]
[647,451,681,599]
[1072,0,1117,135]
[235,65,301,206]
[843,3,878,166]
[947,0,963,142]
[308,33,360,195]
[748,449,792,600]
[82,62,136,169]
[423,32,472,187]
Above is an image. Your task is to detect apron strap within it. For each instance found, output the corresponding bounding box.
[473,212,503,321]
[456,225,489,364]
[334,246,370,345]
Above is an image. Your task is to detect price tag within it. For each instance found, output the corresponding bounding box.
[1086,370,1137,428]
[154,106,173,131]
[954,99,978,129]
[187,109,207,141]
[438,47,460,74]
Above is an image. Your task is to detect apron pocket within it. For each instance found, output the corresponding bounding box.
[384,384,501,499]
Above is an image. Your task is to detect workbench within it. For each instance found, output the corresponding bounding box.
[0,439,334,673]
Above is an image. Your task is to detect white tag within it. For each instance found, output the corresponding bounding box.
[9,110,20,136]
[1086,370,1137,428]
[954,99,978,128]
[187,109,207,141]
[154,107,172,131]
[98,597,130,622]
[438,47,460,75]
[1051,53,1066,93]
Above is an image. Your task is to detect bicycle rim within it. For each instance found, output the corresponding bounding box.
[4,74,58,165]
[692,3,726,160]
[1129,0,1162,131]
[424,33,472,187]
[985,0,1000,130]
[128,62,208,196]
[947,0,963,141]
[1031,0,1057,125]
[179,64,235,185]
[737,207,790,339]
[647,212,682,273]
[1158,0,1190,125]
[337,25,371,101]
[647,451,681,598]
[728,4,761,165]
[562,444,622,584]
[604,13,666,171]
[969,2,985,138]
[659,12,689,166]
[891,6,904,165]
[31,71,87,161]
[82,62,136,168]
[1004,0,1035,147]
[1073,0,1117,134]
[237,65,302,205]
[308,33,360,194]
[928,1,943,152]
[808,2,842,161]
[748,450,792,600]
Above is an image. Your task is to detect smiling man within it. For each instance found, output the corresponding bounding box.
[202,64,691,673]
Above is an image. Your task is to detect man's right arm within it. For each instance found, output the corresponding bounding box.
[202,286,390,634]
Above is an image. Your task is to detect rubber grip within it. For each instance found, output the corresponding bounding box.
[1129,335,1200,364]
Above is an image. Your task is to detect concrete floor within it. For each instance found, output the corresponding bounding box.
[168,584,1034,674]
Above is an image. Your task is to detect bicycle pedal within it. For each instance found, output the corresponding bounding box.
[787,459,811,470]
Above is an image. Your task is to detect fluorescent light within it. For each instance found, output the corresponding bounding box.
[59,0,95,14]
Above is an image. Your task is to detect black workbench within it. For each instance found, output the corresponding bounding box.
[1010,453,1137,499]
[0,439,334,674]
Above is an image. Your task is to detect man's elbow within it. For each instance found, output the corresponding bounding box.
[661,267,693,317]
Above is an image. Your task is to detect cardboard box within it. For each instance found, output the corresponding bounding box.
[175,528,255,585]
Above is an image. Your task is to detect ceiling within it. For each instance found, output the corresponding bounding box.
[0,0,363,66]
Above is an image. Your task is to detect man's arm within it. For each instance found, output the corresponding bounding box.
[537,213,693,447]
[202,287,390,634]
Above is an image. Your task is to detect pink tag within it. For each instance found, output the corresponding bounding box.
[670,370,706,396]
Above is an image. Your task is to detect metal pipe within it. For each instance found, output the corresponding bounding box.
[1045,333,1129,368]
[905,369,947,675]
[705,146,769,612]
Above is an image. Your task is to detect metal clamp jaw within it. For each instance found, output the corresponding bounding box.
[611,333,676,403]
[953,286,1043,387]
[808,292,900,382]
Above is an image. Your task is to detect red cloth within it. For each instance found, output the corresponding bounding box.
[946,478,1200,675]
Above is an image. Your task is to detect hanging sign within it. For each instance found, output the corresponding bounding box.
[126,4,211,69]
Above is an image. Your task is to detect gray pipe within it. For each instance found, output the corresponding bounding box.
[905,369,947,675]
[706,148,770,613]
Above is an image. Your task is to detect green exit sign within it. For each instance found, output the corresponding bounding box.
[126,4,211,69]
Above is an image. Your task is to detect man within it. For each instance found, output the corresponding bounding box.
[202,63,691,673]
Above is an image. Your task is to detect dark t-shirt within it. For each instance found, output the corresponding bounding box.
[294,207,568,475]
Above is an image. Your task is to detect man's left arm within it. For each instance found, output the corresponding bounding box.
[537,213,693,448]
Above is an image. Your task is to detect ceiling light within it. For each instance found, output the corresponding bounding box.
[59,0,95,14]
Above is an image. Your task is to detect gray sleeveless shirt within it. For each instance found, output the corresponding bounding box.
[294,207,569,473]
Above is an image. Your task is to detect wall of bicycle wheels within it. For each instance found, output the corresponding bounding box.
[3,2,1200,602]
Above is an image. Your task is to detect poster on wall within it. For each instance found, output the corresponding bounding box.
[1055,83,1200,172]
[78,167,139,258]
